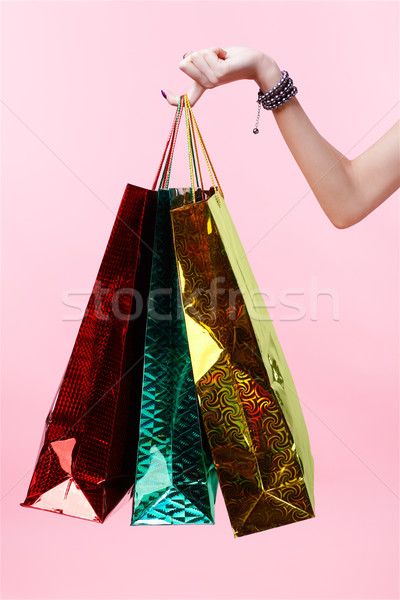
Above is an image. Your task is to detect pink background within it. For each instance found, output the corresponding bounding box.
[1,1,399,599]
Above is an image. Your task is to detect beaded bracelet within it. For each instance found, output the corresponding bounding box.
[253,70,298,133]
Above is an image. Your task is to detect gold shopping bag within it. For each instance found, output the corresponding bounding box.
[169,95,315,537]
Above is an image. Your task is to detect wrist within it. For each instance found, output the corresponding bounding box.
[254,55,283,93]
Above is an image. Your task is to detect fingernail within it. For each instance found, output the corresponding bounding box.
[161,90,167,99]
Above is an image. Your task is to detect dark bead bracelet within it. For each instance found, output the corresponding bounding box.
[260,70,290,97]
[253,70,298,133]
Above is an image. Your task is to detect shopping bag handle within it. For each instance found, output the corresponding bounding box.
[184,99,204,193]
[152,100,182,191]
[182,94,224,204]
[152,97,201,191]
[152,94,224,201]
[160,97,183,189]
[161,96,203,190]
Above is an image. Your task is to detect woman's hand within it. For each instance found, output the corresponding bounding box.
[162,45,282,106]
[161,44,400,228]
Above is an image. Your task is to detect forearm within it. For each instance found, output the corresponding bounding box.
[170,45,399,227]
[257,63,358,228]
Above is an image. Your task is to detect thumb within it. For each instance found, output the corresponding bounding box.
[186,82,206,107]
[161,82,206,107]
[162,89,179,106]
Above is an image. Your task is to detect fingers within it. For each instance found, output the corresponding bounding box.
[161,82,206,107]
[188,52,219,87]
[178,55,211,88]
[181,48,227,88]
[201,49,224,75]
[163,54,205,105]
[210,46,228,59]
[184,47,227,60]
[163,46,227,108]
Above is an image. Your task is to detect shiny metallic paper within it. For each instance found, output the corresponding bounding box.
[21,185,157,522]
[131,189,217,525]
[170,188,315,537]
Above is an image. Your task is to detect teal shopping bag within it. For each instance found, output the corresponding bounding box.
[131,100,217,525]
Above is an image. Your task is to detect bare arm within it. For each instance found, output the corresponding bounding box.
[163,46,400,229]
[258,65,400,228]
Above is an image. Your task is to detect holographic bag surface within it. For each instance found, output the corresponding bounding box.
[131,101,217,525]
[131,189,217,526]
[21,106,184,523]
[21,184,157,522]
[170,96,315,537]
